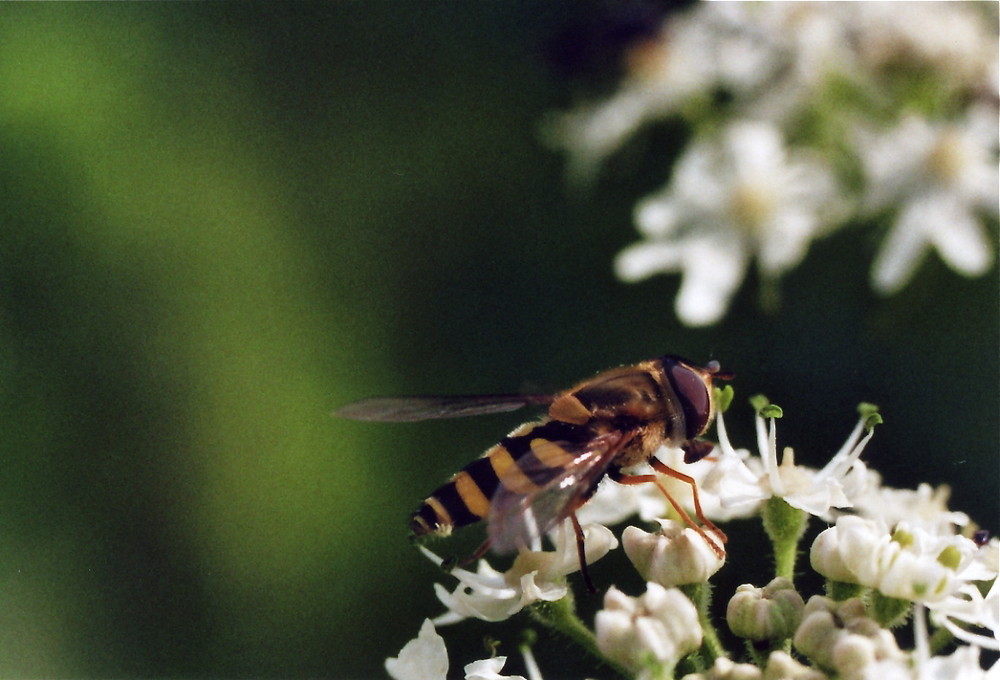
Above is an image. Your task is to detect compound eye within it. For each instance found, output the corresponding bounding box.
[666,361,713,439]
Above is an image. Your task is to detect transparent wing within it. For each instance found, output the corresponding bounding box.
[488,431,626,553]
[331,394,553,422]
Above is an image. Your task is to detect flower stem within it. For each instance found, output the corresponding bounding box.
[528,594,631,679]
[743,639,767,668]
[762,496,808,582]
[681,582,724,666]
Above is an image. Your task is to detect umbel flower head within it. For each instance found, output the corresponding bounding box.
[549,1,998,326]
[809,516,987,604]
[390,396,997,679]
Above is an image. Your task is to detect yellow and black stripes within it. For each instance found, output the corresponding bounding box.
[409,420,591,537]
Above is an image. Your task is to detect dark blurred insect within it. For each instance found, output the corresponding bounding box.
[333,355,731,591]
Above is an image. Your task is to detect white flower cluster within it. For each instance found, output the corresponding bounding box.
[387,401,998,680]
[549,2,999,326]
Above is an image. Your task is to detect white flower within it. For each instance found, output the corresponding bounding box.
[701,403,878,519]
[548,3,865,177]
[546,5,759,181]
[386,619,448,680]
[850,481,970,537]
[903,601,1000,679]
[793,597,905,678]
[422,519,617,624]
[596,583,703,679]
[614,120,844,326]
[546,25,705,182]
[623,518,725,587]
[912,645,997,680]
[852,2,997,89]
[696,3,862,123]
[463,657,527,680]
[856,110,998,295]
[810,516,989,606]
[926,559,999,651]
[550,2,997,326]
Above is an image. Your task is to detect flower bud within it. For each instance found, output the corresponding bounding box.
[809,525,857,583]
[761,651,827,680]
[680,657,762,680]
[793,605,838,670]
[726,578,804,641]
[793,596,903,677]
[811,517,887,586]
[623,519,725,587]
[596,583,702,675]
[829,635,876,680]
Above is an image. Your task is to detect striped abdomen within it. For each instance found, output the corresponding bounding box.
[409,419,595,538]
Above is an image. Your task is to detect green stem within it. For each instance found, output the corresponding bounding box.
[680,583,724,666]
[528,594,632,680]
[762,497,808,582]
[742,640,767,668]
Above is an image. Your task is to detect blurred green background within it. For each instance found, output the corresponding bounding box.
[0,3,995,678]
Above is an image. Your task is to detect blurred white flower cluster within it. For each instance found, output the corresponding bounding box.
[549,2,998,326]
[386,398,999,680]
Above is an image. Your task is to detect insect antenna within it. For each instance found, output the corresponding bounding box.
[705,360,735,381]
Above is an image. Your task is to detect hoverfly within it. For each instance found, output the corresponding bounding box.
[333,355,730,591]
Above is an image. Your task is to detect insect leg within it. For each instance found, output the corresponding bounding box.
[458,537,493,567]
[649,456,728,550]
[608,466,726,559]
[569,512,596,594]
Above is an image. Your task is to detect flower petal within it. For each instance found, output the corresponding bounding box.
[386,619,449,680]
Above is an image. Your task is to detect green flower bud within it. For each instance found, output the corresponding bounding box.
[727,578,805,641]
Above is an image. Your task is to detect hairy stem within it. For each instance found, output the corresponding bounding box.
[762,497,808,582]
[528,593,632,679]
